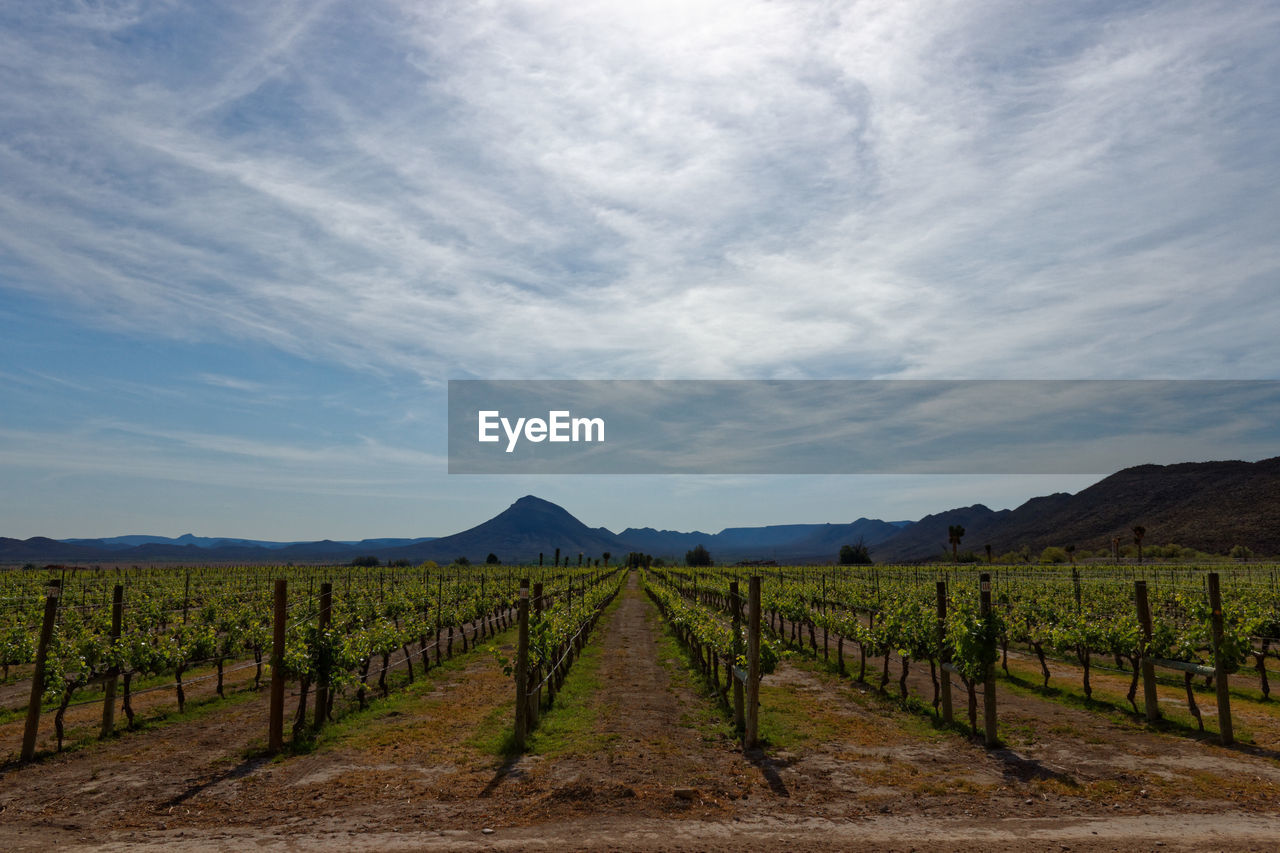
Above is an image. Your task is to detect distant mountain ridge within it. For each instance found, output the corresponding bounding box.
[868,457,1280,561]
[4,457,1279,564]
[618,518,907,563]
[63,534,437,551]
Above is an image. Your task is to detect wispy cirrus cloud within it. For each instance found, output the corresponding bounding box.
[0,420,444,497]
[0,1,1275,384]
[195,372,268,393]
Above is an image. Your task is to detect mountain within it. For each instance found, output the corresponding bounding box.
[0,535,440,565]
[980,457,1280,556]
[63,535,186,550]
[341,538,437,549]
[5,458,1280,565]
[761,519,916,562]
[62,534,435,550]
[869,457,1280,560]
[616,518,905,562]
[615,527,713,556]
[0,537,108,563]
[865,505,1010,562]
[374,495,632,564]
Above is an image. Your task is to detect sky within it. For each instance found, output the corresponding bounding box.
[1,1,1278,540]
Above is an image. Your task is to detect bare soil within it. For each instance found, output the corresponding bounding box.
[1,572,1277,851]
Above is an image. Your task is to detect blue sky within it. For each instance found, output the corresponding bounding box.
[1,1,1278,540]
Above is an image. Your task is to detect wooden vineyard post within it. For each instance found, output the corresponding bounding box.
[1207,573,1234,746]
[528,655,541,733]
[514,578,530,752]
[745,576,761,750]
[731,581,744,733]
[435,574,443,665]
[532,578,544,707]
[980,573,998,747]
[421,571,430,672]
[421,592,431,674]
[937,581,952,724]
[1134,580,1160,722]
[821,574,828,661]
[21,579,61,762]
[100,584,124,738]
[268,579,286,754]
[313,582,332,731]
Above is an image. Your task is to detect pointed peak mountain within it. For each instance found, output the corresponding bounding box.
[509,495,564,510]
[366,495,632,564]
[500,495,584,523]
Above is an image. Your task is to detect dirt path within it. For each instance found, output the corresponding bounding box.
[71,811,1280,852]
[479,570,760,819]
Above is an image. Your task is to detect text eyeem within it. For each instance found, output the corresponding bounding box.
[477,410,605,453]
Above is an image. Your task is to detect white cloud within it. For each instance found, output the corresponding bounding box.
[0,0,1277,387]
[0,421,445,497]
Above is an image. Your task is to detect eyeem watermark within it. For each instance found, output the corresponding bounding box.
[478,410,605,453]
[449,379,1280,474]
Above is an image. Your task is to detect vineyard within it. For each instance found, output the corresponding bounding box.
[2,561,1280,851]
[0,563,618,761]
[644,562,1280,745]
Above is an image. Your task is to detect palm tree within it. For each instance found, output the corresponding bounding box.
[948,525,966,562]
[1065,544,1076,566]
[984,544,993,564]
[1111,536,1121,562]
[602,551,611,568]
[1132,526,1146,564]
